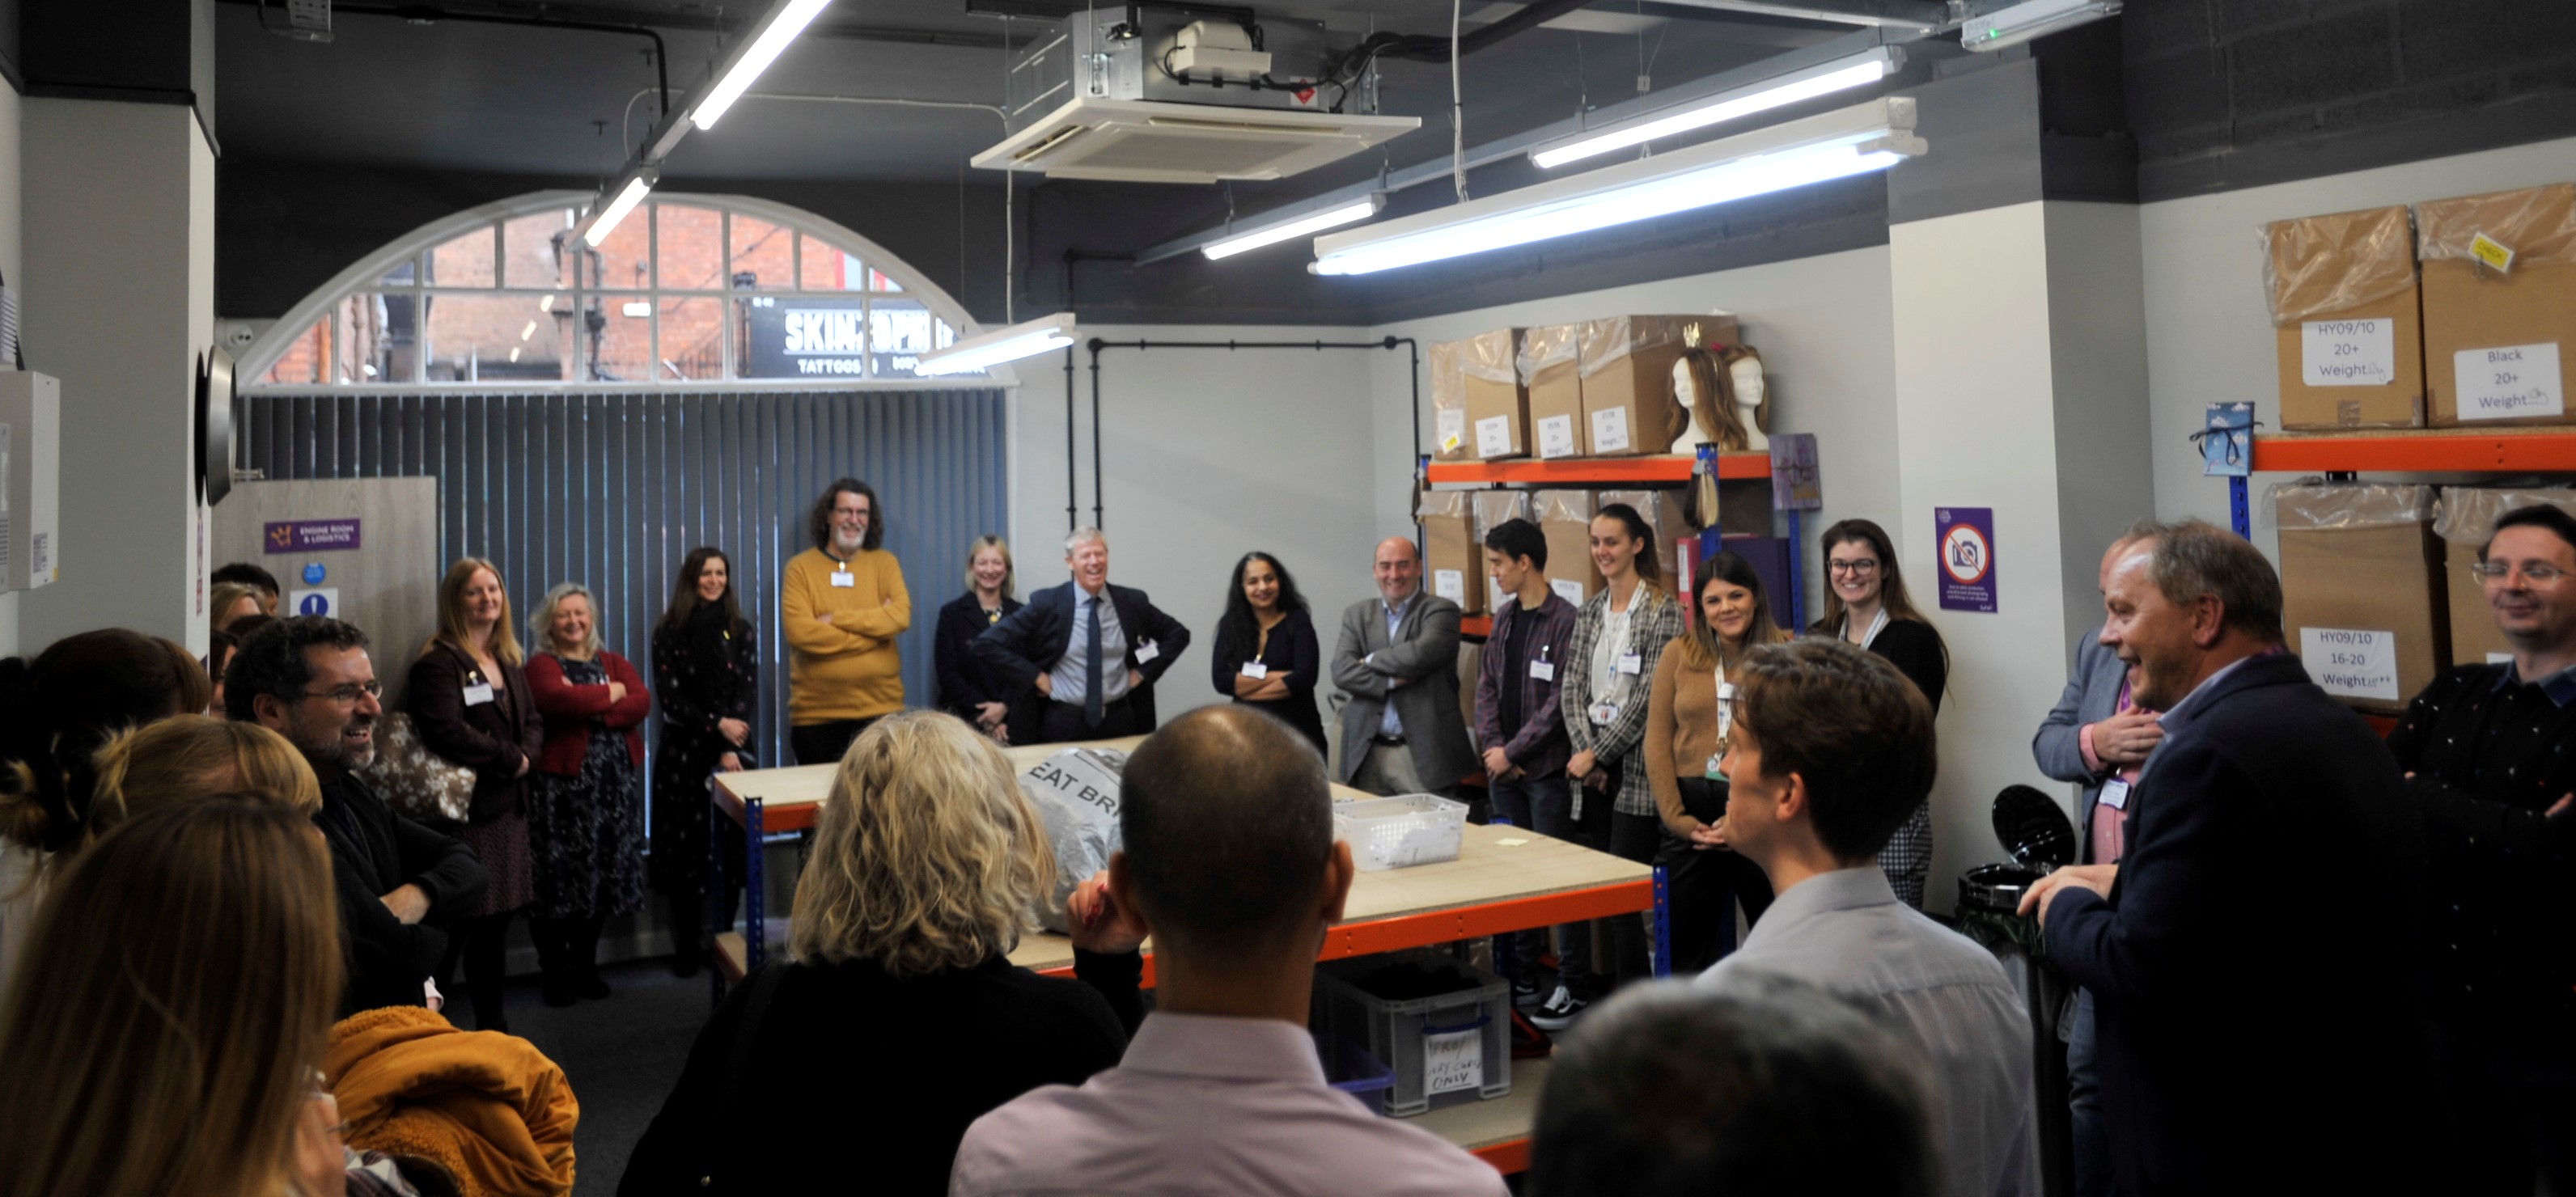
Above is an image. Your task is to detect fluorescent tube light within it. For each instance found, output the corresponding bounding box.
[1961,0,2120,52]
[1203,197,1386,261]
[581,176,655,247]
[692,0,835,130]
[1315,96,1921,277]
[916,314,1079,376]
[1531,48,1896,170]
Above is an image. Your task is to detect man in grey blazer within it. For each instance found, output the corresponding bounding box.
[1333,535,1477,797]
[2031,527,2164,1197]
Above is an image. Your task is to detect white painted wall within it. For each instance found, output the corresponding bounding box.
[2141,134,2576,558]
[1007,324,1381,725]
[18,99,212,654]
[1366,246,1904,617]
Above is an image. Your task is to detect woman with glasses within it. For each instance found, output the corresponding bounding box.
[409,557,545,1032]
[1810,518,1949,909]
[525,582,651,1008]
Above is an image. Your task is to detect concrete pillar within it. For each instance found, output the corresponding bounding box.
[1887,56,2154,905]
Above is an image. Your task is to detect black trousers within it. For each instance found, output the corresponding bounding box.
[1655,776,1775,975]
[442,911,517,1031]
[789,717,879,766]
[1038,695,1138,744]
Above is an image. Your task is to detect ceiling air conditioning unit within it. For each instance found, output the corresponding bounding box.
[974,8,1417,184]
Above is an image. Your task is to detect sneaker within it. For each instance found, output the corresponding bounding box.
[1511,975,1543,1006]
[1528,984,1589,1031]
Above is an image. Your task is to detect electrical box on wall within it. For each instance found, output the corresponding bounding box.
[0,371,60,592]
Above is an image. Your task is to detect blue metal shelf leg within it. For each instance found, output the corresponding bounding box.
[2230,476,2251,539]
[1651,865,1674,979]
[745,798,767,975]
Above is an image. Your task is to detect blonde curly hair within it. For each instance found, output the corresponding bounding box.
[789,711,1054,975]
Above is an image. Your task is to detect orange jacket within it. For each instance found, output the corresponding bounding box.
[325,1006,581,1197]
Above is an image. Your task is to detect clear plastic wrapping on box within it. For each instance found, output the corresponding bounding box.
[1578,315,1688,379]
[2417,184,2576,266]
[1534,488,1597,527]
[1459,328,1519,385]
[1516,324,1580,385]
[2432,485,2576,545]
[1428,340,1468,459]
[1415,489,1468,521]
[2263,205,2417,327]
[2269,479,2434,531]
[1472,490,1528,542]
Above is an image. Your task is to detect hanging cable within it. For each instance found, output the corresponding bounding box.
[1450,0,1467,203]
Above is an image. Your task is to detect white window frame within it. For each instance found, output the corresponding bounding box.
[239,190,1015,391]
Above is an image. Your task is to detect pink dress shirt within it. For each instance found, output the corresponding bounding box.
[951,1012,1510,1197]
[2078,679,2159,865]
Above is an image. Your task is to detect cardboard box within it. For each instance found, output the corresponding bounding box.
[1520,324,1586,459]
[1456,328,1528,459]
[1599,488,1698,592]
[2265,205,2426,430]
[2432,485,2576,666]
[1536,489,1604,607]
[1428,340,1472,462]
[1472,491,1531,612]
[2275,481,2449,713]
[1578,315,1736,456]
[1417,490,1484,616]
[2419,184,2576,427]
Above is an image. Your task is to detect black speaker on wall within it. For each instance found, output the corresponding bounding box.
[197,348,235,507]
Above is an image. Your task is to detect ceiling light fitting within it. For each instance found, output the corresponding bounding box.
[1203,197,1386,260]
[579,174,655,247]
[693,0,836,130]
[1960,0,2121,51]
[916,313,1081,375]
[1311,95,1921,277]
[1529,46,1899,171]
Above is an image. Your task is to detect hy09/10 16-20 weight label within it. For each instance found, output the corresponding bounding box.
[2298,627,2399,703]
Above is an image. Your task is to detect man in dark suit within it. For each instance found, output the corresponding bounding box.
[2029,526,2163,1197]
[974,527,1191,744]
[2025,520,2426,1195]
[1332,535,1476,797]
[227,616,487,1015]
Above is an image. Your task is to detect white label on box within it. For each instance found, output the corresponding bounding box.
[1475,414,1514,458]
[1536,414,1577,459]
[1591,406,1632,452]
[2489,652,2516,665]
[1424,1027,1483,1096]
[1437,408,1465,453]
[1549,578,1586,606]
[2455,342,2564,421]
[2301,319,2396,387]
[1432,569,1464,603]
[2298,627,2400,703]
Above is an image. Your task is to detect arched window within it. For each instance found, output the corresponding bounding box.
[244,191,985,387]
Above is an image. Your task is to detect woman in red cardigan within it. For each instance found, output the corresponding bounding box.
[525,581,652,1007]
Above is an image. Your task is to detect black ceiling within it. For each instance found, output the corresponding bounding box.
[213,0,1848,184]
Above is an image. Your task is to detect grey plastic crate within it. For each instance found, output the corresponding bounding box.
[1312,948,1512,1117]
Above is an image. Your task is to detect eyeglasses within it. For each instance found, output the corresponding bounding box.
[2471,562,2570,585]
[1828,559,1881,575]
[299,681,383,705]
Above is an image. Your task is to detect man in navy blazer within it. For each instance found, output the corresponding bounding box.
[2025,520,2426,1195]
[974,527,1191,745]
[2030,527,2163,1197]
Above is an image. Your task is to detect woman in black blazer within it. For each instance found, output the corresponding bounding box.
[1809,518,1948,909]
[1208,552,1327,753]
[934,536,1024,742]
[622,712,1140,1196]
[407,557,545,1032]
[650,547,758,978]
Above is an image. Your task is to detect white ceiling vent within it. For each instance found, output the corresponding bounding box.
[972,98,1419,184]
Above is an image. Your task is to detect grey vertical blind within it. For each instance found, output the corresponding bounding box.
[239,388,1010,771]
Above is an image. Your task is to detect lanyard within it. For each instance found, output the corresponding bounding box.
[1849,607,1889,649]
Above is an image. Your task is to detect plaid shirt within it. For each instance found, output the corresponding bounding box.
[1561,584,1688,818]
[1473,591,1580,778]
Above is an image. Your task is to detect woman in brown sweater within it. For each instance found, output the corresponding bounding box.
[1642,550,1788,974]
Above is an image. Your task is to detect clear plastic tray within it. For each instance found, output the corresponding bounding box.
[1334,793,1468,871]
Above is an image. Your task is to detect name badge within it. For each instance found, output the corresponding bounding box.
[1616,653,1643,675]
[829,570,855,589]
[1239,662,1269,679]
[1135,640,1161,664]
[1529,660,1556,682]
[1705,755,1727,781]
[2099,778,2131,811]
[462,682,495,706]
[1588,700,1620,725]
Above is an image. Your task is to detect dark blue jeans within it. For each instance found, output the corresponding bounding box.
[1487,768,1585,983]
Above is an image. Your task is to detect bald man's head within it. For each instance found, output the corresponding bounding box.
[1118,705,1337,955]
[1374,536,1421,606]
